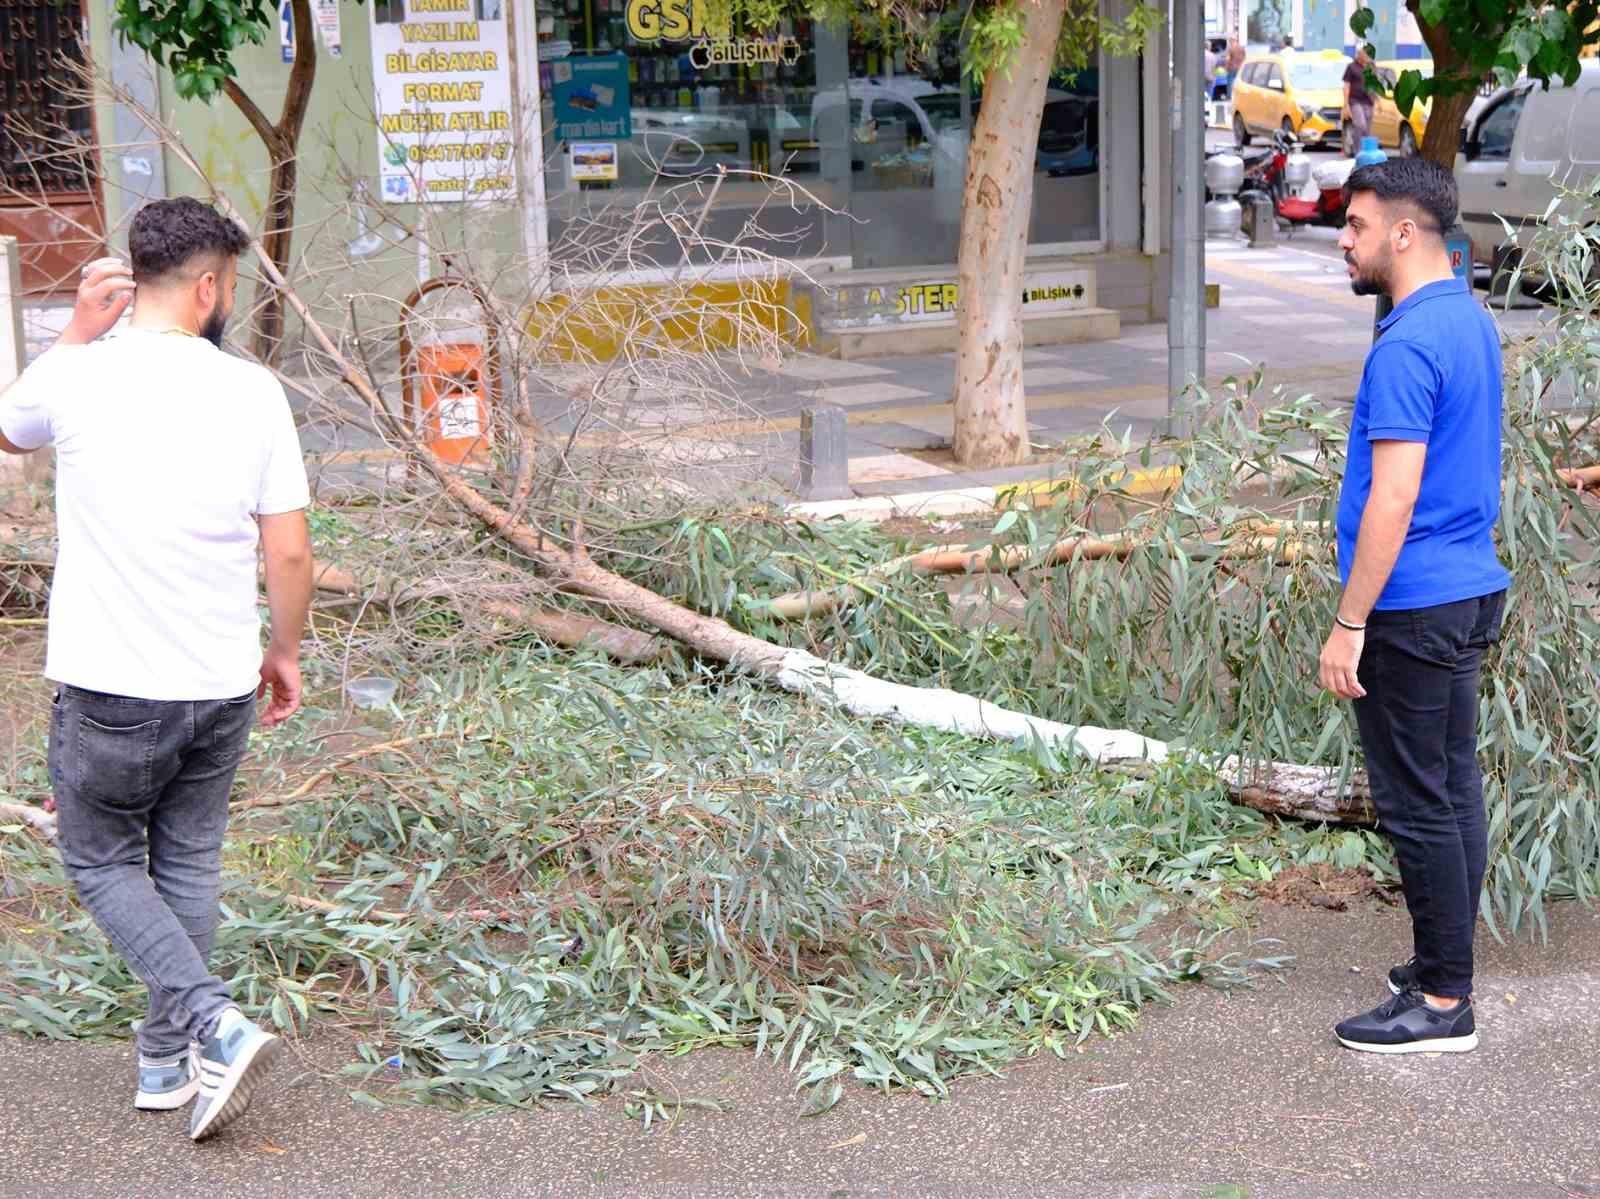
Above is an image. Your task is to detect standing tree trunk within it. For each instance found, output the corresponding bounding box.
[224,0,316,364]
[256,150,301,358]
[951,0,1068,469]
[1409,0,1481,170]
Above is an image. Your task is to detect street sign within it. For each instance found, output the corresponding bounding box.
[1446,233,1472,282]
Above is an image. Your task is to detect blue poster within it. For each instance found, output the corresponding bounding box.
[550,54,632,142]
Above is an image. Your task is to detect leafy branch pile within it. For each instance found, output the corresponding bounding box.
[603,305,1600,928]
[2,650,1358,1117]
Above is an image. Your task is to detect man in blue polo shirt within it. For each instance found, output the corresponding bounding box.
[1319,157,1510,1054]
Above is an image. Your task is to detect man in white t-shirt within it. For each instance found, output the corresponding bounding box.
[0,198,313,1142]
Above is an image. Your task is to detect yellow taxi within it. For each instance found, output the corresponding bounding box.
[1231,49,1350,147]
[1343,60,1433,156]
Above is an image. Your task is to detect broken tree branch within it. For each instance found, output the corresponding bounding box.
[237,732,459,811]
[1557,464,1600,492]
[480,601,667,663]
[765,526,1327,622]
[0,800,56,839]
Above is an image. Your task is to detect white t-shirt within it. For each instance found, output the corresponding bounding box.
[0,329,310,700]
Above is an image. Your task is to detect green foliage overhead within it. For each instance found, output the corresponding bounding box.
[111,0,363,101]
[1353,1,1600,117]
[113,0,276,101]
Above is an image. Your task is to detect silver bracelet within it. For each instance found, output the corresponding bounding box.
[1334,614,1366,632]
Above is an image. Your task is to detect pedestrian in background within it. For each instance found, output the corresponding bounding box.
[1320,158,1509,1054]
[1345,46,1376,155]
[0,198,313,1137]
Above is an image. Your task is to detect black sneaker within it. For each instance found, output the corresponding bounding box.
[1335,988,1478,1055]
[1388,956,1418,995]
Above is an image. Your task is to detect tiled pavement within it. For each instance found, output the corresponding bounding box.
[722,234,1549,499]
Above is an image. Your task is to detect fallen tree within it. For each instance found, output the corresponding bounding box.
[17,72,1600,890]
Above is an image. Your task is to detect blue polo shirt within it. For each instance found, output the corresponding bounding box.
[1336,277,1510,610]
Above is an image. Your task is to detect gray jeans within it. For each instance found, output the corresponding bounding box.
[1346,99,1375,154]
[49,684,255,1056]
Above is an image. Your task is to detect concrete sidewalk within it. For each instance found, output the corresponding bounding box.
[2,900,1596,1198]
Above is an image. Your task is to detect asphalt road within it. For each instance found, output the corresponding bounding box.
[3,901,1596,1198]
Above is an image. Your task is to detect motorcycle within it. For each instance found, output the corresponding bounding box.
[1239,129,1352,233]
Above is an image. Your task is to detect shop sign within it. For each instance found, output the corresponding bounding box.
[550,53,632,141]
[371,0,516,204]
[625,0,800,71]
[688,35,800,69]
[281,0,342,63]
[624,0,709,41]
[316,0,342,58]
[824,269,1094,329]
[570,142,620,181]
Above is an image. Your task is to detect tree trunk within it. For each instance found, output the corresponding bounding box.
[952,0,1068,469]
[225,0,317,364]
[254,150,299,361]
[1409,0,1478,171]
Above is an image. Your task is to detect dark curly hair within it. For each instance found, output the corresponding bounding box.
[1343,157,1458,238]
[128,197,251,283]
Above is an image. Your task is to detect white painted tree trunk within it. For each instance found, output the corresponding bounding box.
[952,0,1068,469]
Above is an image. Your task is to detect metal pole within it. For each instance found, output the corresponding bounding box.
[1168,0,1206,436]
[1141,24,1161,258]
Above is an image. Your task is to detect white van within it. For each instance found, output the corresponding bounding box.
[1455,60,1600,264]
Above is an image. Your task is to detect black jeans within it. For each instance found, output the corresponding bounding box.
[48,685,255,1055]
[1352,591,1506,999]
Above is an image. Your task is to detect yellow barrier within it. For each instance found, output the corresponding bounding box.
[995,465,1183,509]
[524,278,813,360]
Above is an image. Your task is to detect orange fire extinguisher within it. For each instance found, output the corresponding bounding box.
[399,277,503,466]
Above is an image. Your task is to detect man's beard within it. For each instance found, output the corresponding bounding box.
[1347,248,1392,297]
[199,300,228,348]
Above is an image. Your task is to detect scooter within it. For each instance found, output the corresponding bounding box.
[1238,129,1351,232]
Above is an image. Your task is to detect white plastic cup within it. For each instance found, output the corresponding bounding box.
[346,676,398,709]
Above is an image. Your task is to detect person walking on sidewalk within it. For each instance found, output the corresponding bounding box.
[1319,158,1510,1054]
[0,198,313,1137]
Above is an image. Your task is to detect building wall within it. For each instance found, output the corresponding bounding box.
[147,3,525,338]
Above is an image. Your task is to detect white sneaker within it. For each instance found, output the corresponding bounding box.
[134,1043,200,1111]
[189,1008,283,1141]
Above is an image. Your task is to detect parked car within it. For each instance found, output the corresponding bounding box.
[811,79,1097,183]
[1455,61,1600,266]
[1232,50,1349,148]
[1343,59,1432,157]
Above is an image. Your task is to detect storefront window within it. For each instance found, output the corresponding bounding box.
[537,3,1101,270]
[1030,68,1101,246]
[540,0,844,264]
[839,31,970,268]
